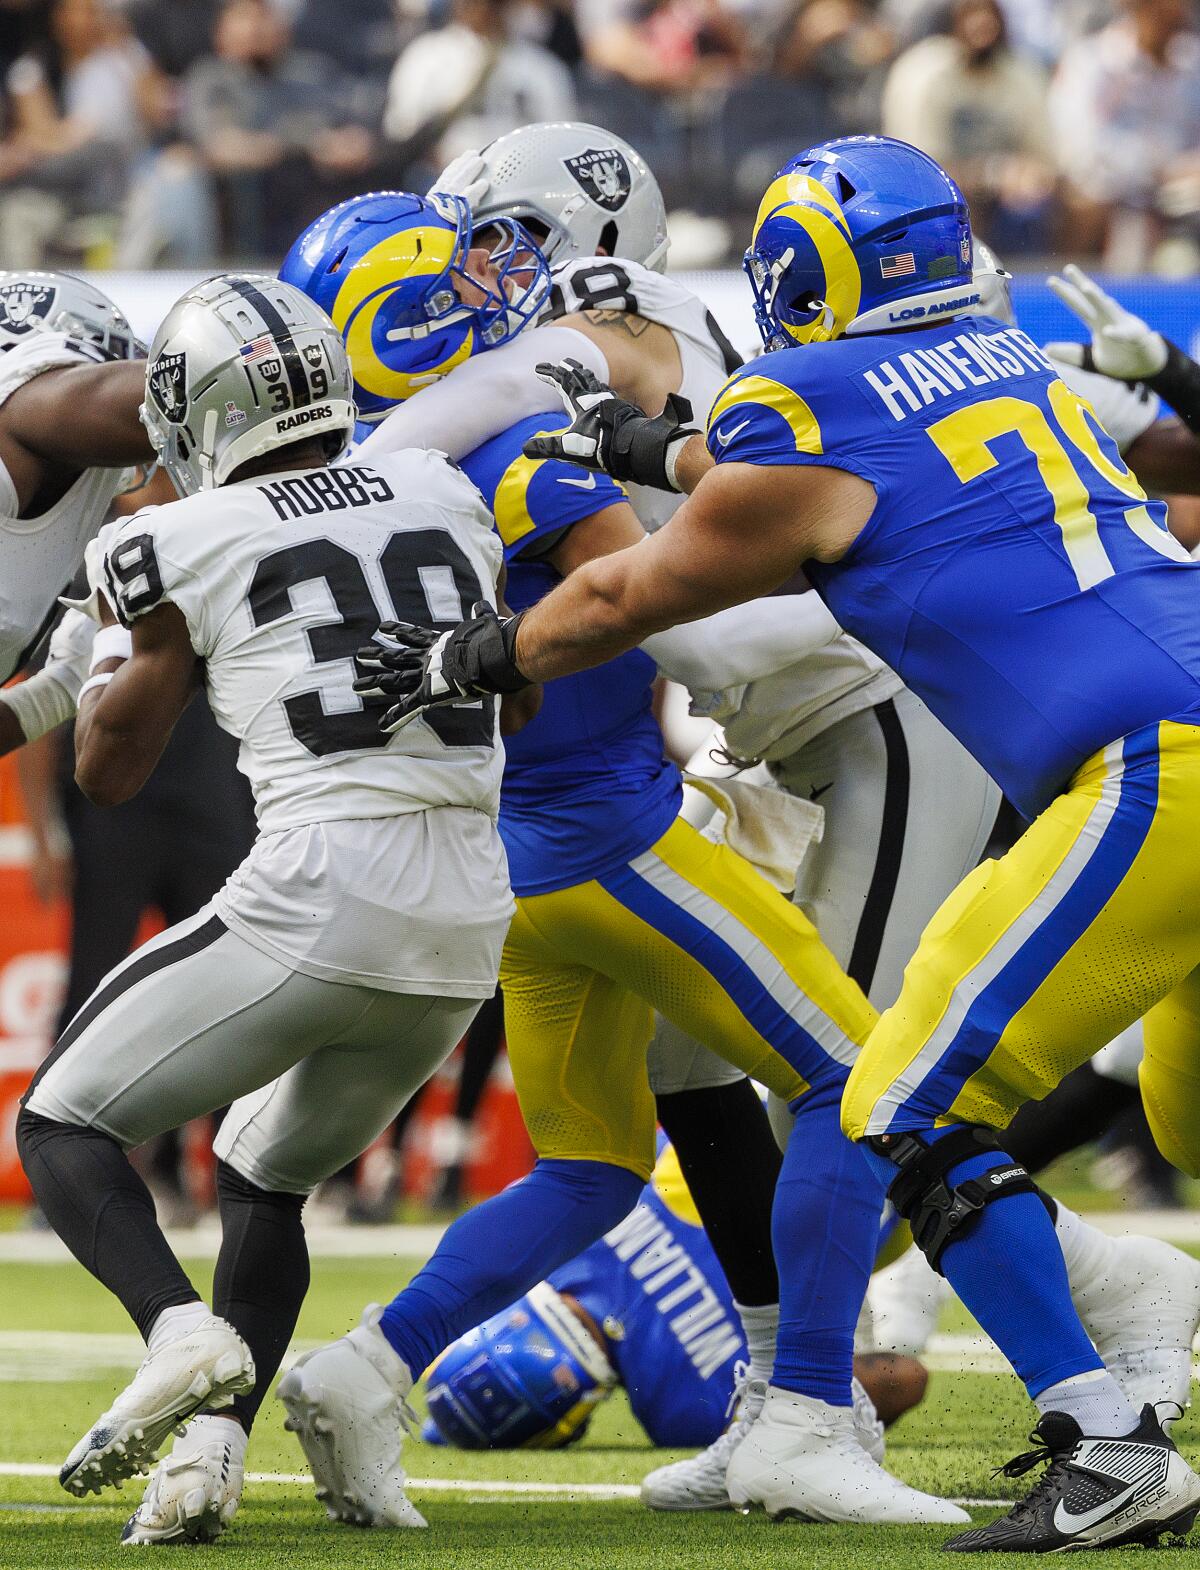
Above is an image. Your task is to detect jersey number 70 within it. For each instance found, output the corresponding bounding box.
[929,380,1189,592]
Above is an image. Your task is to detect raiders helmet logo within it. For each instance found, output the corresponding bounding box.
[148,350,188,423]
[303,343,324,369]
[257,356,283,383]
[0,280,56,336]
[562,148,631,213]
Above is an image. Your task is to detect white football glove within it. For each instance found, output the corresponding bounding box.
[44,607,97,703]
[433,150,490,212]
[60,519,120,623]
[1046,264,1168,381]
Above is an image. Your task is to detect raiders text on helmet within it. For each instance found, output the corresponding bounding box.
[436,122,669,273]
[140,274,355,495]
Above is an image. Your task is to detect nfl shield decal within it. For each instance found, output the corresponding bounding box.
[563,148,632,213]
[148,350,188,423]
[0,280,57,336]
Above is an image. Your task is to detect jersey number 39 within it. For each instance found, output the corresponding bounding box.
[248,530,495,755]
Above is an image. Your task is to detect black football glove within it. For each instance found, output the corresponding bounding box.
[354,602,530,734]
[522,359,699,492]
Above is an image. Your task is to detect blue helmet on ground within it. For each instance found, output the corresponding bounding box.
[279,190,551,422]
[744,135,976,351]
[423,1282,617,1450]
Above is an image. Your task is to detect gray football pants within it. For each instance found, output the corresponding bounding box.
[647,688,1001,1116]
[25,904,482,1194]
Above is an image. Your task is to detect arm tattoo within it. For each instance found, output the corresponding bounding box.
[582,309,655,340]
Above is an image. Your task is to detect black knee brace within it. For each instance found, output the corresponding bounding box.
[870,1125,1048,1273]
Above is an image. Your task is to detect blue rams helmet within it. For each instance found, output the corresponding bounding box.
[744,136,976,351]
[279,190,552,422]
[423,1283,617,1449]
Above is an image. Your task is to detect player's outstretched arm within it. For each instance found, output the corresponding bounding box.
[3,359,152,480]
[74,602,198,807]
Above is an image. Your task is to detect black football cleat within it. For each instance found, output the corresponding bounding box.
[945,1404,1200,1552]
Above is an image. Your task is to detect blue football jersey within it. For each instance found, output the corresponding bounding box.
[463,415,681,896]
[707,318,1200,818]
[549,1138,745,1447]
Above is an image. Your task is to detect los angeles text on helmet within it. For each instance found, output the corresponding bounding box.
[861,324,1056,424]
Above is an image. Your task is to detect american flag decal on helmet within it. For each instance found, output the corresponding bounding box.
[880,252,917,279]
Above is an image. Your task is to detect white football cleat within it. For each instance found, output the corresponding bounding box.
[726,1385,969,1524]
[641,1364,766,1510]
[121,1420,244,1545]
[642,1367,889,1511]
[866,1245,949,1356]
[851,1375,885,1465]
[1072,1234,1200,1425]
[61,1316,254,1497]
[278,1304,425,1529]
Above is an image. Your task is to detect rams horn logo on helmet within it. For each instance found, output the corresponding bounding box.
[0,281,56,335]
[563,149,631,213]
[148,351,188,422]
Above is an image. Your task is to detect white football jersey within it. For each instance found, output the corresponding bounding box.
[105,448,505,837]
[1052,357,1160,455]
[546,257,742,533]
[0,335,128,681]
[545,261,904,760]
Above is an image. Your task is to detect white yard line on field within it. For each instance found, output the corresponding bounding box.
[0,1464,1012,1508]
[5,1208,1200,1263]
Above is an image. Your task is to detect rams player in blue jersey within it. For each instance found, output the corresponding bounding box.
[420,1135,926,1457]
[376,135,1200,1551]
[277,182,969,1530]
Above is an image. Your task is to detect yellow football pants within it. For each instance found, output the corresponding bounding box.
[843,721,1200,1174]
[502,815,877,1180]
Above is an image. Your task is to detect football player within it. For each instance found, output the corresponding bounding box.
[316,134,1200,1518]
[281,134,998,1517]
[16,270,524,1544]
[279,185,965,1529]
[370,135,1200,1551]
[0,271,148,755]
[421,1136,926,1455]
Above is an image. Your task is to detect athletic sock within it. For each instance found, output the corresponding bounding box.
[16,1108,200,1340]
[771,1087,887,1406]
[733,1299,779,1385]
[1036,1369,1138,1437]
[656,1078,782,1307]
[863,1130,1108,1401]
[185,1412,249,1460]
[379,1157,642,1377]
[147,1300,212,1355]
[213,1161,310,1432]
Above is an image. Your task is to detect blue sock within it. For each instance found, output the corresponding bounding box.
[863,1130,1103,1397]
[772,1086,887,1405]
[378,1158,643,1377]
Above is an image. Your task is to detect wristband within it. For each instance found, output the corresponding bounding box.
[78,672,115,702]
[0,669,77,742]
[1144,339,1200,437]
[89,625,132,671]
[663,434,693,494]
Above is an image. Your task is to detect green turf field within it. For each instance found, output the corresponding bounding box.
[2,1252,1199,1569]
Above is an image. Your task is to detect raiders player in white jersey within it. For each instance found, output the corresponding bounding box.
[0,271,148,754]
[17,275,518,1546]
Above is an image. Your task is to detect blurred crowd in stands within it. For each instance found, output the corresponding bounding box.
[0,0,1195,278]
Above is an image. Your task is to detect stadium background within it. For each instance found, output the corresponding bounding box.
[1,0,1199,1221]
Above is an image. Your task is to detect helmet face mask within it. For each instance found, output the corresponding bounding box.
[280,190,551,422]
[140,274,357,496]
[424,1282,617,1450]
[745,136,978,352]
[436,122,670,273]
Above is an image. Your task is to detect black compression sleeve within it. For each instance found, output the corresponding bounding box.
[1145,339,1200,436]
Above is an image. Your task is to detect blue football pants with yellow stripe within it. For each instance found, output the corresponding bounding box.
[843,722,1200,1397]
[380,814,885,1403]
